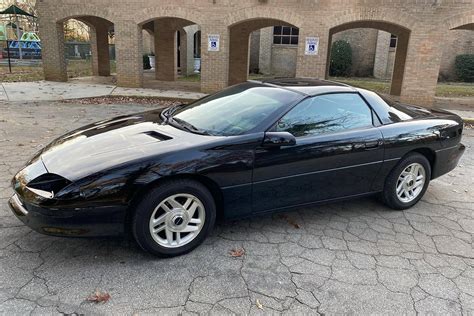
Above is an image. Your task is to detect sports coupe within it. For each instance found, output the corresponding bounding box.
[9,79,465,257]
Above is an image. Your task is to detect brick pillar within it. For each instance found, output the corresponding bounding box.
[325,32,333,78]
[179,28,187,76]
[200,24,229,93]
[373,31,391,79]
[398,29,444,106]
[90,23,110,76]
[184,25,200,76]
[115,21,143,87]
[296,25,330,79]
[40,21,67,81]
[228,25,251,85]
[258,27,273,75]
[186,30,196,76]
[154,20,177,81]
[390,32,409,96]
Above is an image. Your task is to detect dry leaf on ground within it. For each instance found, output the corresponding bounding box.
[256,299,264,310]
[229,248,245,257]
[87,290,111,304]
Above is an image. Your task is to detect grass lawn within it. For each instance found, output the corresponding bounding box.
[330,77,474,97]
[435,82,474,97]
[177,73,200,82]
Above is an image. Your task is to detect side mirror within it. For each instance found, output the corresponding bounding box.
[262,132,296,148]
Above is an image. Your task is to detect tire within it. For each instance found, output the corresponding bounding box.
[132,179,216,257]
[381,153,431,210]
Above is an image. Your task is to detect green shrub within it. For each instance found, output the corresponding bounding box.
[329,40,352,77]
[455,54,474,82]
[143,54,151,70]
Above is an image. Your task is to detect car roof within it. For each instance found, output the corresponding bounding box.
[250,77,357,96]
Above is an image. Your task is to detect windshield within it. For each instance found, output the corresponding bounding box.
[170,83,302,136]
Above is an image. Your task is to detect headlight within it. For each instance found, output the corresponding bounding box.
[25,173,72,199]
[26,187,54,199]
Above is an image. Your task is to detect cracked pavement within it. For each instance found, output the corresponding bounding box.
[0,100,473,315]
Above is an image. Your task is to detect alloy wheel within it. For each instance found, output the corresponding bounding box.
[148,193,205,248]
[396,162,426,203]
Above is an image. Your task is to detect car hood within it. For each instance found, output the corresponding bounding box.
[38,109,214,180]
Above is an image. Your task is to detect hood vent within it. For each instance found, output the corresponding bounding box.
[143,131,172,141]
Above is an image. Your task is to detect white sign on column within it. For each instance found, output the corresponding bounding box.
[305,37,319,55]
[208,34,220,52]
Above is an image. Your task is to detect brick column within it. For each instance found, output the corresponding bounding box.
[200,24,229,93]
[295,25,330,79]
[90,23,111,76]
[228,25,251,85]
[389,31,409,96]
[325,32,333,78]
[399,30,444,106]
[154,20,177,81]
[179,28,187,76]
[115,21,143,87]
[40,21,67,81]
[258,27,273,75]
[186,30,196,76]
[183,25,200,76]
[373,31,391,79]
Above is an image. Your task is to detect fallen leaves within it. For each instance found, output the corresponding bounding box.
[87,290,111,304]
[62,96,187,106]
[279,214,300,229]
[229,248,245,257]
[256,299,264,310]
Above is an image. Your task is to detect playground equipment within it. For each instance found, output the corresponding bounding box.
[2,32,41,59]
[0,4,37,62]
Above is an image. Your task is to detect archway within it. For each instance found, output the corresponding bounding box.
[138,17,201,91]
[41,15,114,83]
[327,20,411,96]
[228,18,300,85]
[64,16,114,80]
[436,13,474,96]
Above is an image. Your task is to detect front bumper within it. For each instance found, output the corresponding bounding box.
[8,194,127,237]
[432,143,466,179]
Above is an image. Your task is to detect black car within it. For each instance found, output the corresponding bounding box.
[9,79,465,257]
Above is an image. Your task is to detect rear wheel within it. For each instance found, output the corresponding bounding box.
[381,153,431,210]
[132,179,216,257]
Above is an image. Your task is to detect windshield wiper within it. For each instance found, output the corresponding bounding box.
[169,117,211,135]
[162,104,181,122]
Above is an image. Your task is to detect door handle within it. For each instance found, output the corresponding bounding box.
[364,140,380,150]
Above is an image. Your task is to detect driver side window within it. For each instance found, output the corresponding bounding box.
[276,93,373,137]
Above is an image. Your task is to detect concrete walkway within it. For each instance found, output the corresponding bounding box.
[1,80,473,121]
[0,80,207,102]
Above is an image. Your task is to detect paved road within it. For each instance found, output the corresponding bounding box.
[0,101,473,315]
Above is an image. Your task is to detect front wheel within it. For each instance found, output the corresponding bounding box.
[132,179,216,257]
[381,153,431,210]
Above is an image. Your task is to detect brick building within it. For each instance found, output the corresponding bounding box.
[37,0,474,105]
[249,27,474,81]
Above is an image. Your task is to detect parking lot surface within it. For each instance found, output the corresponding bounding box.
[0,101,473,315]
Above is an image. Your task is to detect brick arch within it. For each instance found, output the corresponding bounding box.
[325,8,416,98]
[226,7,304,28]
[53,6,116,24]
[225,7,304,86]
[445,10,474,30]
[134,6,203,26]
[327,8,416,35]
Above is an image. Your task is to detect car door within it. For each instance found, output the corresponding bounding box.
[252,92,384,213]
